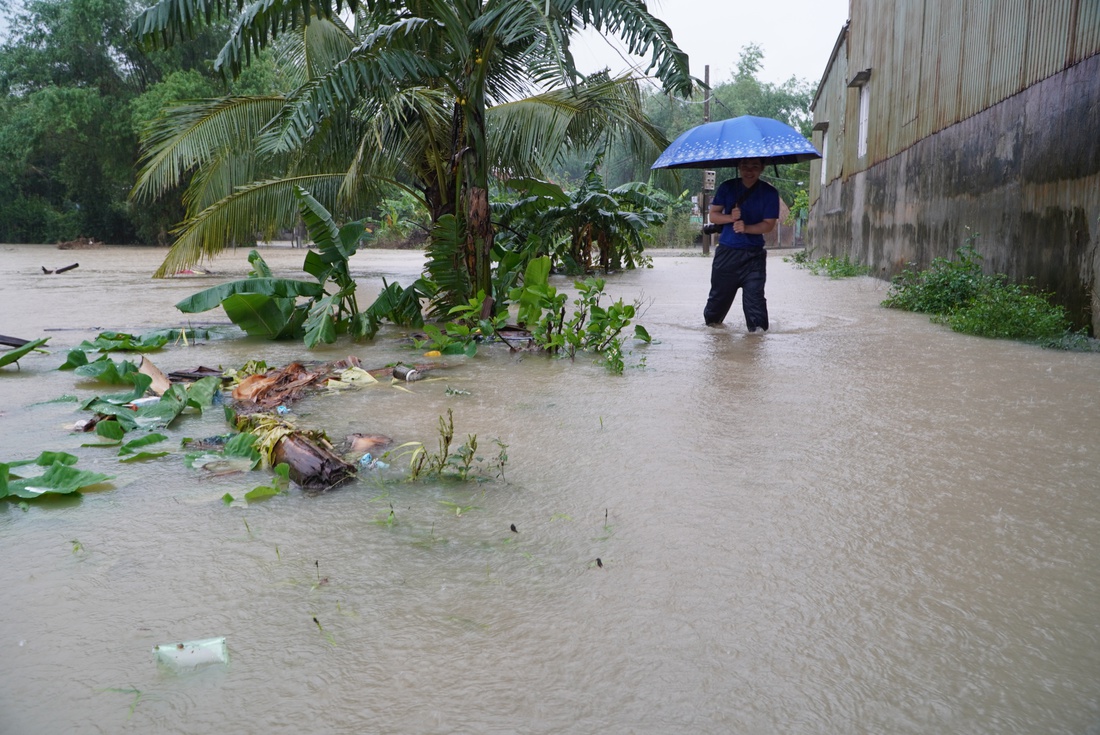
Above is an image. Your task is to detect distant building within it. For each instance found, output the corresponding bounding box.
[808,0,1100,330]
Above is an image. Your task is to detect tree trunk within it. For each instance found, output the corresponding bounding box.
[462,77,493,301]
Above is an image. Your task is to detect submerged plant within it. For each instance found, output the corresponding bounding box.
[392,409,507,483]
[506,256,650,374]
[175,190,431,348]
[785,249,871,278]
[883,235,1081,345]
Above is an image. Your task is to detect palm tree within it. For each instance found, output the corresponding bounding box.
[131,0,695,301]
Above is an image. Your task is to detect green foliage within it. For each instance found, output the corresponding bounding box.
[883,237,1077,345]
[786,251,871,279]
[359,278,432,336]
[0,0,271,244]
[932,284,1071,342]
[64,354,141,383]
[367,188,428,246]
[130,0,691,309]
[0,338,50,370]
[413,290,504,357]
[493,157,664,278]
[175,190,394,346]
[784,189,810,225]
[882,243,986,314]
[396,409,506,483]
[82,376,221,432]
[505,256,647,374]
[0,451,113,500]
[244,463,290,502]
[74,331,171,353]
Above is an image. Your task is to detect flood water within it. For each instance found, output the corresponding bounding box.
[1,243,1098,734]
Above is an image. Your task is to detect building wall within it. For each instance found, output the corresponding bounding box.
[808,0,1100,329]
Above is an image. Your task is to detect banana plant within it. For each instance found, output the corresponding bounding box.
[175,186,428,347]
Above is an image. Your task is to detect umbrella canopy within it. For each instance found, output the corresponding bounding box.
[651,115,821,170]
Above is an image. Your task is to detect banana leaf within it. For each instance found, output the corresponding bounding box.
[221,293,302,339]
[80,374,154,409]
[119,433,169,456]
[303,294,339,348]
[0,338,49,369]
[175,278,323,313]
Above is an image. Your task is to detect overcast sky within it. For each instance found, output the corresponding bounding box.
[572,0,851,88]
[0,0,851,88]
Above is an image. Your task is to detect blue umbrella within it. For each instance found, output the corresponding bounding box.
[651,115,820,170]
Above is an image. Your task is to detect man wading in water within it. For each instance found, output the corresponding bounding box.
[703,158,779,332]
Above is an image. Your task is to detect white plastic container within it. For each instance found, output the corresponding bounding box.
[153,637,228,670]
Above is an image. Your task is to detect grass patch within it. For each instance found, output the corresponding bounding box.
[785,249,871,278]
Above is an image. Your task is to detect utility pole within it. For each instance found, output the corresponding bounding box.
[701,65,713,256]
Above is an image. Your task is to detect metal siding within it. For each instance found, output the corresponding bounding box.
[813,0,1098,187]
[917,1,941,139]
[935,0,964,131]
[865,0,894,166]
[959,0,994,117]
[1028,0,1073,83]
[1074,0,1100,63]
[898,0,928,150]
[810,29,851,198]
[989,0,1030,104]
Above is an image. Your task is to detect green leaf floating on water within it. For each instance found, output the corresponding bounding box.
[74,331,170,353]
[244,485,281,502]
[83,376,221,432]
[73,357,142,385]
[119,452,170,463]
[0,338,50,369]
[0,451,113,500]
[186,432,261,475]
[244,463,290,503]
[97,421,126,441]
[119,433,168,454]
[118,433,171,462]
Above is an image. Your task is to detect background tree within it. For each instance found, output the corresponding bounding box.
[597,43,815,208]
[129,0,694,309]
[0,0,279,244]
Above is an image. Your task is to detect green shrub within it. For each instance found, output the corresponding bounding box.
[881,244,985,314]
[933,282,1070,341]
[882,237,1083,346]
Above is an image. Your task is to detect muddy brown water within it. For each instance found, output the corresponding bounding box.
[1,244,1098,734]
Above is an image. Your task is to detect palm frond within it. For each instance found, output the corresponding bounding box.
[259,27,448,156]
[132,96,286,203]
[568,0,695,97]
[131,0,364,76]
[423,214,470,317]
[154,173,346,277]
[184,147,265,216]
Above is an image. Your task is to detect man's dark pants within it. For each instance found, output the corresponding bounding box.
[703,246,768,330]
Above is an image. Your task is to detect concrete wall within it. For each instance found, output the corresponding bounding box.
[808,53,1100,330]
